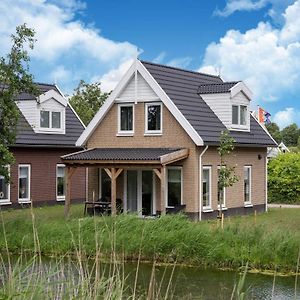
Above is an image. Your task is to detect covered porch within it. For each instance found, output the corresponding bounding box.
[61,148,189,218]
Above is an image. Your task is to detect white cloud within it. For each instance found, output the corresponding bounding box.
[0,0,138,92]
[167,57,193,69]
[273,107,299,128]
[153,52,167,64]
[200,0,300,105]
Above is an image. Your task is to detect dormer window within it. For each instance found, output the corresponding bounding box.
[232,105,247,126]
[40,110,62,130]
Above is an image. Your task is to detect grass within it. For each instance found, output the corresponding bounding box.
[0,205,299,274]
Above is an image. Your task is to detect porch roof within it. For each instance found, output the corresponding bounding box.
[61,148,189,165]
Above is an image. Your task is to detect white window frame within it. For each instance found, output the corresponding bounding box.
[18,164,31,203]
[244,165,252,206]
[117,103,134,135]
[56,164,65,201]
[166,166,183,208]
[217,166,226,210]
[0,166,11,205]
[39,109,64,132]
[231,105,248,129]
[144,102,163,135]
[202,166,212,211]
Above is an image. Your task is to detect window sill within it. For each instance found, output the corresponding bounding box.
[116,133,134,137]
[244,203,253,208]
[0,201,12,205]
[203,208,213,213]
[18,200,31,204]
[218,207,228,211]
[57,198,65,202]
[144,133,162,136]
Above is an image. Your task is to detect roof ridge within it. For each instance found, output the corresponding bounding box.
[140,59,222,80]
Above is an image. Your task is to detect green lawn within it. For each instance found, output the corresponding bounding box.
[0,205,299,273]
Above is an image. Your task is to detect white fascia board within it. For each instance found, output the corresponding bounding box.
[230,81,253,100]
[76,61,137,146]
[37,89,68,106]
[137,61,204,146]
[55,84,86,129]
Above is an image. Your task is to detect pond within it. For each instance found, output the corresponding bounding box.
[1,255,298,299]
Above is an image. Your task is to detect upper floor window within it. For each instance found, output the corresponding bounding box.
[232,105,247,126]
[40,110,62,129]
[145,103,162,134]
[118,104,134,134]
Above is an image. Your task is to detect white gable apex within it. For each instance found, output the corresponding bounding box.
[116,72,159,101]
[37,89,67,107]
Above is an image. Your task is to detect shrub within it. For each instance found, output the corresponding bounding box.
[268,153,300,204]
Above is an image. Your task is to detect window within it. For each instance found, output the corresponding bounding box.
[202,166,211,209]
[40,110,62,129]
[244,166,252,205]
[145,103,162,134]
[57,165,65,201]
[217,168,226,208]
[232,105,247,126]
[0,167,10,204]
[99,169,111,201]
[118,104,134,134]
[167,167,182,207]
[18,165,30,202]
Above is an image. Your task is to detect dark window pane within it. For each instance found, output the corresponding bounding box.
[217,169,225,206]
[120,106,133,131]
[19,167,29,199]
[232,105,239,125]
[147,105,161,131]
[52,112,61,128]
[167,169,181,206]
[202,168,210,207]
[57,166,65,197]
[244,167,250,202]
[0,176,8,200]
[40,111,50,128]
[101,169,111,200]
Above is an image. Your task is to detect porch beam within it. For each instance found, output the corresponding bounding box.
[104,168,112,179]
[64,166,76,219]
[160,149,189,165]
[115,168,123,179]
[153,168,162,181]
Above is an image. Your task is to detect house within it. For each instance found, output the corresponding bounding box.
[267,141,290,159]
[62,60,277,220]
[0,83,86,207]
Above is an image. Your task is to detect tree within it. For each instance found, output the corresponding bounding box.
[0,24,38,182]
[266,122,281,143]
[69,80,109,126]
[281,123,300,147]
[217,131,239,216]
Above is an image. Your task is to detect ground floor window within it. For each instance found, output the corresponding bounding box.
[202,166,211,209]
[0,167,10,204]
[99,169,111,201]
[217,168,226,208]
[167,167,182,207]
[57,164,65,201]
[244,166,252,204]
[19,164,30,202]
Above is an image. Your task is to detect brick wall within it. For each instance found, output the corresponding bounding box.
[9,147,86,205]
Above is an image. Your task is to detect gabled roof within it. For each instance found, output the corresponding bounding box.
[141,60,276,146]
[13,83,85,148]
[76,59,276,147]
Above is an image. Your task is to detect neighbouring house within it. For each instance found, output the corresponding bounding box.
[62,60,277,220]
[267,141,290,159]
[0,83,86,207]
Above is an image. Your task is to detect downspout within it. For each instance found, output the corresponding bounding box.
[265,154,268,212]
[199,145,208,221]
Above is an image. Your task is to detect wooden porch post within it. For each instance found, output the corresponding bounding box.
[161,166,166,215]
[64,166,76,219]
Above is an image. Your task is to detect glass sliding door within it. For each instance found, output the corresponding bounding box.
[142,170,153,215]
[127,170,138,212]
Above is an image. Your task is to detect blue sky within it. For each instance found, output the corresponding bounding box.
[0,0,300,128]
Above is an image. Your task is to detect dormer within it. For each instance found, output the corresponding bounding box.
[198,81,252,132]
[16,88,67,135]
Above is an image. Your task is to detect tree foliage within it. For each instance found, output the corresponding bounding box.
[69,80,109,126]
[265,122,281,143]
[268,153,300,204]
[0,24,38,181]
[217,131,239,211]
